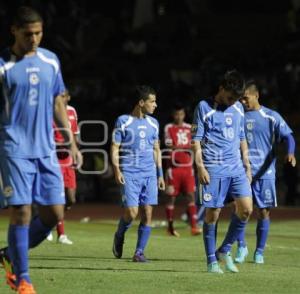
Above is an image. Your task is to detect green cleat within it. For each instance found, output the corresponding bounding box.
[234,246,248,264]
[207,261,224,274]
[218,251,239,273]
[254,252,264,264]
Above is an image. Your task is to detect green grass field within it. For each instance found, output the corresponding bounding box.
[0,218,299,294]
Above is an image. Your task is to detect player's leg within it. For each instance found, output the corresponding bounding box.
[230,201,248,263]
[201,178,229,273]
[182,168,201,235]
[165,195,180,236]
[133,205,153,262]
[113,176,141,258]
[165,168,180,236]
[0,157,37,290]
[133,176,158,262]
[217,174,252,272]
[254,208,270,264]
[252,179,275,263]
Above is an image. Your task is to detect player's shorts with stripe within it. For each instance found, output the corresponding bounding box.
[120,175,158,207]
[165,167,195,196]
[199,173,252,208]
[252,179,276,208]
[0,156,65,207]
[59,157,76,189]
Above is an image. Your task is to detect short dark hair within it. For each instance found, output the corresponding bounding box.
[245,79,259,93]
[172,102,185,112]
[12,6,43,27]
[220,70,245,98]
[133,85,156,104]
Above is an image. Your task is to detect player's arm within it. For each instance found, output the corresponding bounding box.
[54,94,82,168]
[192,140,210,184]
[154,140,165,190]
[283,133,296,167]
[110,141,125,185]
[240,139,252,183]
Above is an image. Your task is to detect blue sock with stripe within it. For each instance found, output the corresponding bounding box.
[135,223,151,253]
[29,216,53,248]
[8,224,31,285]
[203,222,217,264]
[218,214,247,254]
[256,219,270,254]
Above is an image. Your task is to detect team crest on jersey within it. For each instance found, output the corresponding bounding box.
[139,131,146,138]
[203,193,212,202]
[3,186,13,197]
[29,73,39,85]
[246,122,253,130]
[225,117,233,126]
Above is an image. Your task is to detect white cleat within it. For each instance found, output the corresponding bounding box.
[46,232,53,242]
[57,234,73,245]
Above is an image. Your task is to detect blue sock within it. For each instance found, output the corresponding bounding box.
[218,214,247,254]
[29,216,53,249]
[203,222,217,264]
[135,223,151,253]
[232,213,247,248]
[256,219,270,254]
[116,217,132,238]
[8,225,31,285]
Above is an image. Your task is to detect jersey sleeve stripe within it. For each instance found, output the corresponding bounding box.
[146,117,159,134]
[121,116,134,132]
[258,109,276,123]
[37,51,59,73]
[233,104,244,117]
[203,109,216,121]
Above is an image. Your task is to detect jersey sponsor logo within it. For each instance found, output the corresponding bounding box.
[138,125,147,129]
[225,117,233,126]
[29,73,40,85]
[26,67,40,73]
[139,130,146,138]
[3,186,13,197]
[203,193,212,202]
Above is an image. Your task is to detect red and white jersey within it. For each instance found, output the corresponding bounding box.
[54,105,79,143]
[164,122,193,166]
[54,105,79,160]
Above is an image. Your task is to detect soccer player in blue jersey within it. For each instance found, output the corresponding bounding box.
[0,6,82,293]
[111,85,165,262]
[234,80,296,264]
[192,70,253,274]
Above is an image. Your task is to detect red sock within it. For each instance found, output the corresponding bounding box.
[188,204,197,228]
[166,206,174,222]
[56,221,65,236]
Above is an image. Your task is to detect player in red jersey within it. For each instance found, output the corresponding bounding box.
[164,104,202,236]
[49,90,79,244]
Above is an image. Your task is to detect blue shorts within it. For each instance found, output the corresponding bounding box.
[0,156,65,207]
[199,173,252,208]
[252,179,276,208]
[120,176,158,207]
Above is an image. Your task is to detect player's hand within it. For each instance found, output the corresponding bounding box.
[286,154,296,167]
[198,166,210,185]
[71,144,83,169]
[158,177,165,190]
[115,170,125,185]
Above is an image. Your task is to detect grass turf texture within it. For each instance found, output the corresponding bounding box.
[0,218,299,294]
